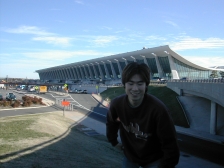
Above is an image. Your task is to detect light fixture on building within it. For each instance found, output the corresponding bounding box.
[130,56,136,60]
[151,53,156,56]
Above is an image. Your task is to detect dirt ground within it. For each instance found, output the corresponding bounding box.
[0,112,123,168]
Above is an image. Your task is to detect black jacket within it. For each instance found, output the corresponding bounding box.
[106,94,179,167]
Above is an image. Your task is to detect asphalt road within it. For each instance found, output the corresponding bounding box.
[1,89,224,166]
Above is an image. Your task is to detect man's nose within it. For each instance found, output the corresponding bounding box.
[132,84,138,90]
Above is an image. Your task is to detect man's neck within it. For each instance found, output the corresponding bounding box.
[128,100,142,108]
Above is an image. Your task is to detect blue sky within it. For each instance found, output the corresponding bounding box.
[1,0,224,79]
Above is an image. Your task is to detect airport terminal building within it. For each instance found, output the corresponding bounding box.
[35,45,220,84]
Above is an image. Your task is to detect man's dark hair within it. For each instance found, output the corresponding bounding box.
[121,62,150,93]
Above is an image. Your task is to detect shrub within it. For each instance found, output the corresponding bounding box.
[3,100,10,107]
[3,95,45,108]
[33,97,38,104]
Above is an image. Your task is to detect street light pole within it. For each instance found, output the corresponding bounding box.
[6,75,8,90]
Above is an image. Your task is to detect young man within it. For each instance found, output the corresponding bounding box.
[106,62,179,168]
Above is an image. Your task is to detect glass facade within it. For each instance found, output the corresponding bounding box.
[136,59,145,64]
[120,61,126,70]
[146,58,158,74]
[172,56,211,79]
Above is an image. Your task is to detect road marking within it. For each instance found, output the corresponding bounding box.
[50,93,107,117]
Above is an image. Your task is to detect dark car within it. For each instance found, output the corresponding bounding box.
[180,77,189,80]
[76,89,87,94]
[6,93,16,101]
[0,94,3,101]
[69,88,78,93]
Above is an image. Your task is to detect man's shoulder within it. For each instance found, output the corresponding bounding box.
[111,94,126,104]
[145,93,167,108]
[114,94,126,100]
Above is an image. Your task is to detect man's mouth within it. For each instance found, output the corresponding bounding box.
[131,92,139,96]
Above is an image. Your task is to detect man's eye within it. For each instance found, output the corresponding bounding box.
[128,83,133,85]
[138,83,143,85]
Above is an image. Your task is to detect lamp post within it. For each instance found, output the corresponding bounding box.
[6,75,8,90]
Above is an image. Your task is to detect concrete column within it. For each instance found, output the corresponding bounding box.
[57,70,60,80]
[97,63,104,80]
[108,61,117,79]
[116,61,122,78]
[72,67,78,80]
[167,53,179,79]
[82,65,89,79]
[141,55,148,65]
[75,67,81,79]
[86,64,94,79]
[122,58,128,65]
[91,64,99,79]
[59,69,64,79]
[152,53,164,78]
[68,68,74,80]
[78,66,85,79]
[210,101,217,135]
[66,68,71,80]
[102,62,110,79]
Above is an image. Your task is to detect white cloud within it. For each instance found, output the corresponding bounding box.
[170,37,224,50]
[23,50,112,60]
[165,21,179,28]
[75,0,84,4]
[183,56,224,68]
[100,26,113,30]
[4,26,53,36]
[92,36,118,46]
[145,35,166,41]
[33,36,72,46]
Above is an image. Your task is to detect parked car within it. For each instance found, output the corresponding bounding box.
[16,86,21,91]
[157,78,167,84]
[0,94,3,101]
[69,88,87,94]
[180,77,189,80]
[6,93,16,101]
[76,89,87,94]
[69,88,78,93]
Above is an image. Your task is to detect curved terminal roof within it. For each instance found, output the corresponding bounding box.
[36,45,210,72]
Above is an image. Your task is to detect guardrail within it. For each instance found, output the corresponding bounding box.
[167,79,224,108]
[169,78,224,83]
[55,98,74,111]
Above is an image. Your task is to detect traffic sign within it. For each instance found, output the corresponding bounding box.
[62,101,70,106]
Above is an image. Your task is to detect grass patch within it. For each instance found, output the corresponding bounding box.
[0,117,53,155]
[0,119,52,141]
[100,85,189,128]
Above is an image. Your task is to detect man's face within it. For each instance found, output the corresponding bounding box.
[125,74,146,107]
